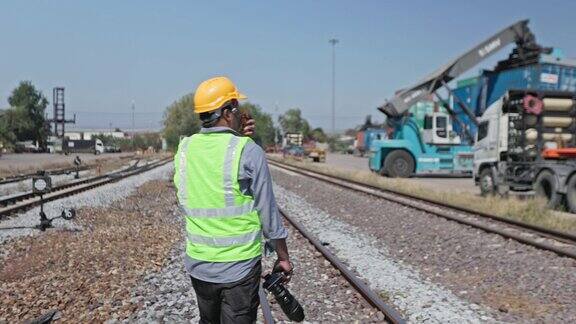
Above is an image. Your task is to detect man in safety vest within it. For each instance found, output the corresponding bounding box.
[174,76,291,324]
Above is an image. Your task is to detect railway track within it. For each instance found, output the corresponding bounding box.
[0,158,172,219]
[268,159,576,260]
[0,154,137,186]
[0,166,90,186]
[260,206,406,323]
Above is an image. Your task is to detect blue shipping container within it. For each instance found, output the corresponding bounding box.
[454,55,576,115]
[451,52,576,141]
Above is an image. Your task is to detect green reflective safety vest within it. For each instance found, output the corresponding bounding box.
[174,132,262,262]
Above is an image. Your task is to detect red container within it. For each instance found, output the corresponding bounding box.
[355,131,365,150]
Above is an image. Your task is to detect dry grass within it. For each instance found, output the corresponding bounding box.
[0,153,172,178]
[269,156,576,234]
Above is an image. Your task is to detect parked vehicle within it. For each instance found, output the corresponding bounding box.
[474,90,576,212]
[286,146,305,157]
[104,145,122,153]
[14,141,42,153]
[62,139,105,155]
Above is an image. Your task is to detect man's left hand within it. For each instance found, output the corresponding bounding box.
[242,118,255,137]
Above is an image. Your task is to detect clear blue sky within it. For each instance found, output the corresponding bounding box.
[1,1,575,132]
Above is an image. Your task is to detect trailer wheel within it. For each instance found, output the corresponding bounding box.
[479,168,496,196]
[384,150,414,178]
[566,174,576,213]
[534,170,562,209]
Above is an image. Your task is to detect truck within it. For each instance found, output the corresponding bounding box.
[62,139,105,155]
[370,20,553,177]
[474,90,576,213]
[303,141,327,162]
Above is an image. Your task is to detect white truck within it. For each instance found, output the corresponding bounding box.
[62,138,105,155]
[473,90,576,212]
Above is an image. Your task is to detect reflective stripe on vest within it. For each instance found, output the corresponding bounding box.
[175,133,262,263]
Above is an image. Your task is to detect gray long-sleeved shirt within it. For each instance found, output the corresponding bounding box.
[183,126,288,283]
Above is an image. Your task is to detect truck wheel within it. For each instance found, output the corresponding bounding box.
[479,168,496,196]
[566,174,576,213]
[384,150,414,178]
[534,170,561,209]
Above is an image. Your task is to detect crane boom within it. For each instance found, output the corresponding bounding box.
[379,19,541,118]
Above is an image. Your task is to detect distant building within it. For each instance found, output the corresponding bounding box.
[64,129,126,140]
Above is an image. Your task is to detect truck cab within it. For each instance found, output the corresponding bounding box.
[422,112,462,145]
[473,99,508,194]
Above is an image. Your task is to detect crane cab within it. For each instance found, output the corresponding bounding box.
[422,112,462,146]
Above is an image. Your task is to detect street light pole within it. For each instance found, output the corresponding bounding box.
[329,38,339,135]
[131,100,135,135]
[131,100,135,150]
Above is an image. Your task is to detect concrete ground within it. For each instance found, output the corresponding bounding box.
[0,153,133,177]
[324,153,478,194]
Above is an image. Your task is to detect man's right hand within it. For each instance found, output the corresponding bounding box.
[274,239,292,281]
[274,259,293,283]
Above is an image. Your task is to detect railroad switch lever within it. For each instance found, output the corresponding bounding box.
[35,194,76,231]
[73,155,82,179]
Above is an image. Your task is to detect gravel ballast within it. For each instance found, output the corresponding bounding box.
[0,173,194,322]
[261,218,387,323]
[271,166,576,323]
[273,182,494,323]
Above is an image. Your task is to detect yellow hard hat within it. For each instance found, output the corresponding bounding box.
[193,76,247,113]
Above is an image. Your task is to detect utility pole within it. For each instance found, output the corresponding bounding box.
[329,38,339,135]
[131,100,136,150]
[274,102,280,146]
[131,100,135,135]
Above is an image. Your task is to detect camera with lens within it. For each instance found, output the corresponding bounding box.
[262,262,305,322]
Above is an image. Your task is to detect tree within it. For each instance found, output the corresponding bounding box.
[310,127,328,142]
[162,93,201,151]
[0,108,27,148]
[278,108,311,138]
[239,102,276,147]
[7,81,48,147]
[0,110,16,148]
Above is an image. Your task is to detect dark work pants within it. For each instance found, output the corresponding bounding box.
[190,262,262,324]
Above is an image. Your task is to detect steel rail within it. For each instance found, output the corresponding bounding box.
[259,285,275,324]
[279,208,406,324]
[269,159,576,260]
[0,158,172,218]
